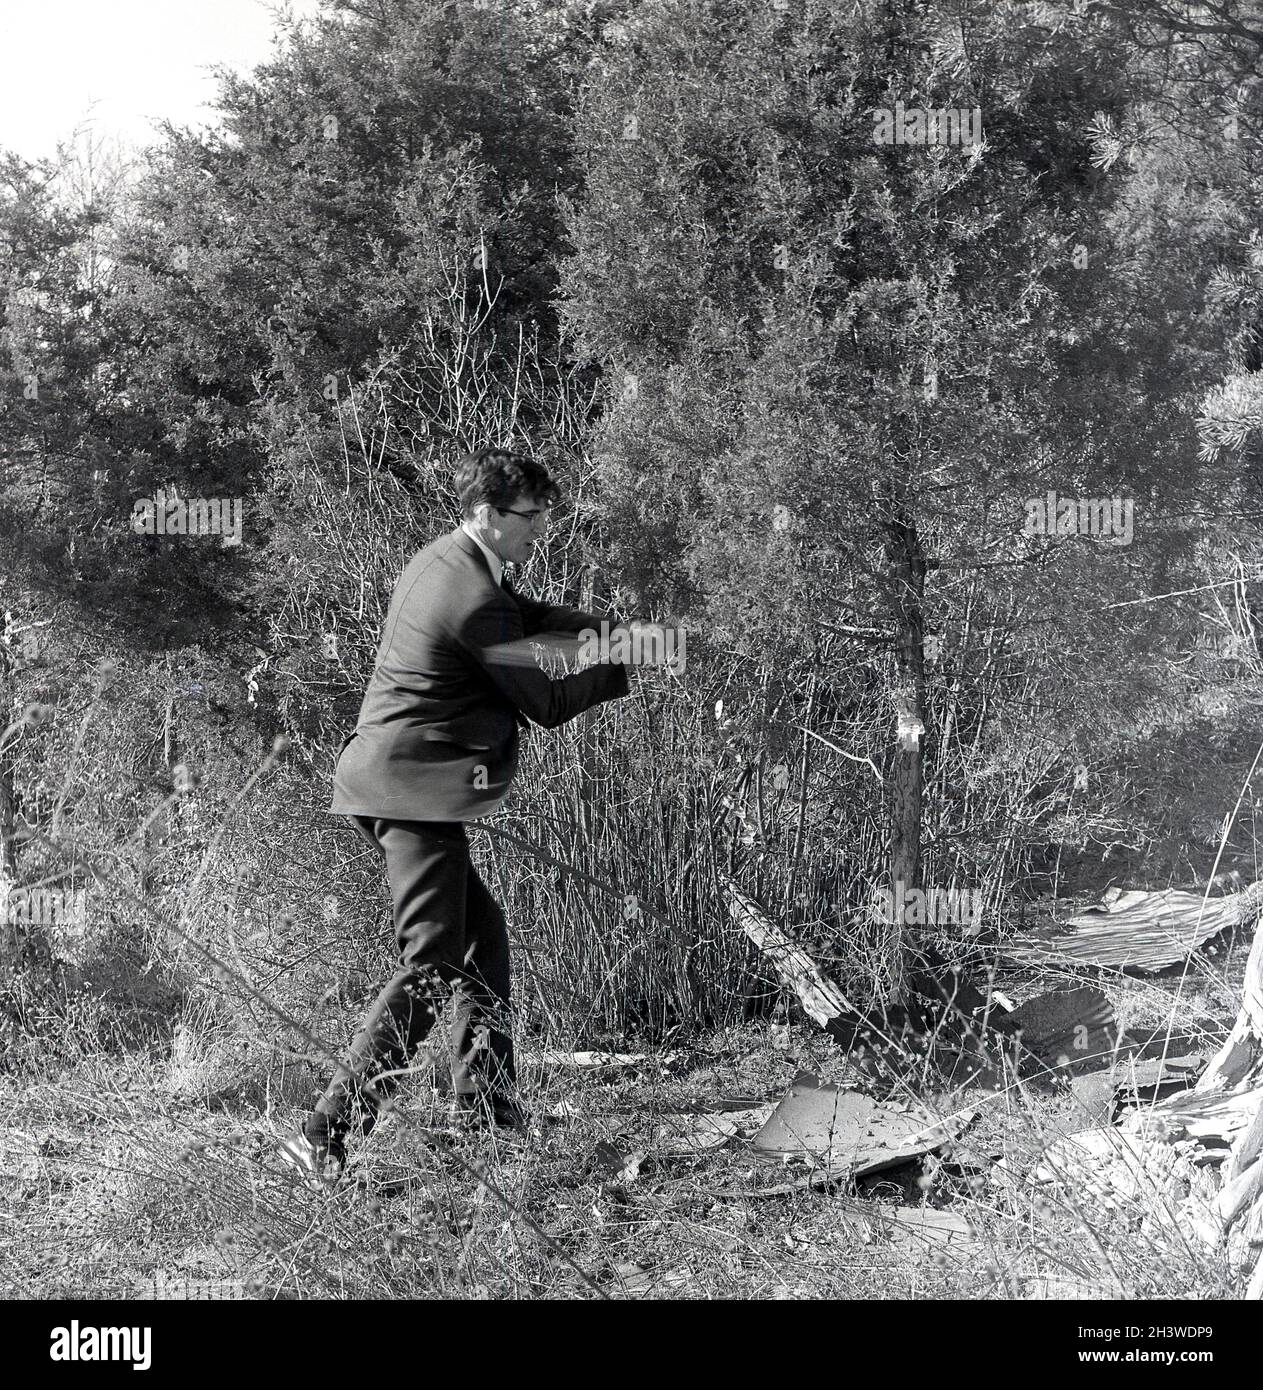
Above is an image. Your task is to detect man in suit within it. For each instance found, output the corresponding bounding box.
[280,447,635,1183]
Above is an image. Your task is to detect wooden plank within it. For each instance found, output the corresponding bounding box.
[721,879,858,1028]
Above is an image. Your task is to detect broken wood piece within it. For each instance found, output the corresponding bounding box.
[1197,889,1263,1093]
[1028,1125,1206,1210]
[725,878,1123,1083]
[724,880,1013,1072]
[1216,1155,1263,1227]
[1121,1085,1263,1148]
[1226,1097,1263,1183]
[722,879,937,1072]
[520,1050,681,1069]
[722,880,861,1031]
[1004,882,1263,974]
[652,1106,774,1156]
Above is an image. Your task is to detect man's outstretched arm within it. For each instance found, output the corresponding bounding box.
[507,585,620,639]
[453,592,630,729]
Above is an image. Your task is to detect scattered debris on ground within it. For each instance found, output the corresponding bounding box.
[721,873,1263,1297]
[749,1070,974,1173]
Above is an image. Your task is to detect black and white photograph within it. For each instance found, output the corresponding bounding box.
[2,0,1263,1346]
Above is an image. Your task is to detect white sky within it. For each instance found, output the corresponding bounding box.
[0,0,324,164]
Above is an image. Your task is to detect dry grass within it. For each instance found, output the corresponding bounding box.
[0,943,1247,1301]
[2,536,1257,1301]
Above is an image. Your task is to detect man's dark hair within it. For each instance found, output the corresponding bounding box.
[454,447,561,520]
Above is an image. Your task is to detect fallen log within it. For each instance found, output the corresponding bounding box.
[720,879,919,1065]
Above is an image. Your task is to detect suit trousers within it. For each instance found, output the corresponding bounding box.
[307,816,515,1146]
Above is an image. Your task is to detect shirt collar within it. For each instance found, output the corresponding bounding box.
[460,520,503,587]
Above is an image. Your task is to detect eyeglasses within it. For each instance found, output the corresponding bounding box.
[495,505,553,526]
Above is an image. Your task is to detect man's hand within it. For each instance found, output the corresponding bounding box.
[616,619,676,667]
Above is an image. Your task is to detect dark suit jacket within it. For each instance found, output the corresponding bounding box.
[329,526,629,820]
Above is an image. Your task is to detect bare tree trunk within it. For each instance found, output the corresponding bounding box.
[574,567,598,844]
[884,509,927,893]
[0,750,16,882]
[0,631,19,878]
[0,635,21,972]
[140,680,178,897]
[882,502,928,1001]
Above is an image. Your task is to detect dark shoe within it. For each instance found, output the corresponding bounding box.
[407,1122,462,1151]
[278,1130,345,1188]
[449,1094,533,1135]
[490,1097,533,1132]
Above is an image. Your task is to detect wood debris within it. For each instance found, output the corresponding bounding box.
[519,1050,681,1069]
[722,871,1263,1294]
[721,879,866,1035]
[1026,899,1263,1297]
[724,878,1122,1079]
[1004,882,1263,973]
[653,1106,774,1156]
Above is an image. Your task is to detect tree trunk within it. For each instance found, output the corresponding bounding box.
[882,503,928,999]
[0,749,16,883]
[574,567,598,844]
[0,635,20,972]
[885,509,927,890]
